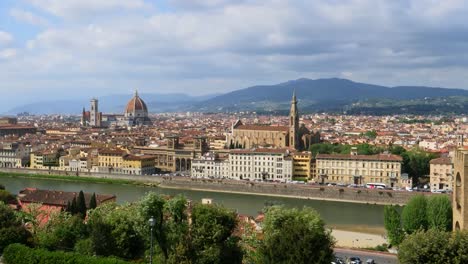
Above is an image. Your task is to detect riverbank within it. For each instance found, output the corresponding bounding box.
[0,167,434,206]
[332,229,387,248]
[0,171,140,185]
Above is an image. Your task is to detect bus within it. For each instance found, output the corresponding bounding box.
[365,183,387,189]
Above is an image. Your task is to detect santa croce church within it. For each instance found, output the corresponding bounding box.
[227,91,320,151]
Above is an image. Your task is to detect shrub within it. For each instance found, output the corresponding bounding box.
[3,243,129,264]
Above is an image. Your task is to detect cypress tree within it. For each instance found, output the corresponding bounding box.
[76,190,87,218]
[71,197,77,215]
[66,200,71,213]
[89,193,97,209]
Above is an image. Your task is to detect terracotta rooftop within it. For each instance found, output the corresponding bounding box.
[19,188,116,207]
[316,153,403,162]
[235,124,289,132]
[430,157,452,165]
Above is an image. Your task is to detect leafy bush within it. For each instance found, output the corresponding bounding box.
[3,243,129,264]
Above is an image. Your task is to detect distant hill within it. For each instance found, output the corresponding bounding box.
[191,78,468,114]
[7,93,219,115]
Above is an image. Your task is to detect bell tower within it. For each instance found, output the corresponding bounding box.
[289,89,299,150]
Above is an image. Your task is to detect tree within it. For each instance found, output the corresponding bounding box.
[0,202,31,253]
[190,203,242,264]
[364,130,378,139]
[35,212,87,251]
[70,197,77,215]
[89,193,97,210]
[139,192,168,260]
[427,195,452,231]
[398,229,451,264]
[384,205,404,246]
[401,195,428,234]
[76,191,87,218]
[258,206,334,264]
[0,189,15,203]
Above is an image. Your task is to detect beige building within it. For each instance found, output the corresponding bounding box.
[135,135,207,172]
[226,91,320,151]
[429,157,453,191]
[97,149,127,173]
[453,144,468,230]
[315,151,403,187]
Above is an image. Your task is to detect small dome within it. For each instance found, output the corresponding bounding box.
[125,90,148,114]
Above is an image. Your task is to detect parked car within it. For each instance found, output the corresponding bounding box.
[348,257,362,264]
[331,256,345,264]
[366,259,375,264]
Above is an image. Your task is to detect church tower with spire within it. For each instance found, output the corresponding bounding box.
[289,89,299,150]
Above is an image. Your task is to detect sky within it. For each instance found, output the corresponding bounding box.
[1,0,468,111]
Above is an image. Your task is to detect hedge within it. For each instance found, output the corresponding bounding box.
[3,244,129,264]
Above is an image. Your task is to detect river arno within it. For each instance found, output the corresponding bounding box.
[1,176,386,234]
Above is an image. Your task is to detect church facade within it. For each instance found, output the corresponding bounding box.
[227,91,320,151]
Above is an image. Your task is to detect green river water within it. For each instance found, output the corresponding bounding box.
[1,176,386,234]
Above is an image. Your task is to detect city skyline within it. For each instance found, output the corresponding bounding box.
[1,1,468,111]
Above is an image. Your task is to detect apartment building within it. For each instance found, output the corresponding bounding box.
[292,152,312,179]
[191,148,293,181]
[0,142,30,168]
[429,157,453,191]
[315,150,403,187]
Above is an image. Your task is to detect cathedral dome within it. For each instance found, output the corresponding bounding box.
[125,90,148,114]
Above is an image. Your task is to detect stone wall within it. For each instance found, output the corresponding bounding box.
[0,167,445,205]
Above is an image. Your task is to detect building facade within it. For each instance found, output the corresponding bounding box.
[292,152,312,179]
[136,136,208,172]
[429,157,453,191]
[191,148,293,181]
[227,91,320,151]
[0,142,30,168]
[453,142,468,230]
[315,152,403,187]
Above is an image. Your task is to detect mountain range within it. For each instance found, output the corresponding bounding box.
[6,78,468,115]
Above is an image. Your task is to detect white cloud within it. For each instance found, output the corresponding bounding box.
[9,8,49,27]
[0,31,13,46]
[1,0,468,112]
[26,0,149,19]
[0,49,17,59]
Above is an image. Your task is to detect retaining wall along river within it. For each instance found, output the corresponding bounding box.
[0,167,442,205]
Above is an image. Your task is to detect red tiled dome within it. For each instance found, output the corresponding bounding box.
[125,91,148,114]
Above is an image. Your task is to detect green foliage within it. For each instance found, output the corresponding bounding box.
[190,203,242,264]
[397,229,468,264]
[0,189,15,203]
[35,212,87,251]
[0,183,5,190]
[364,130,378,139]
[3,243,129,264]
[402,195,428,234]
[427,195,452,231]
[401,148,437,181]
[384,205,404,246]
[310,143,384,156]
[89,193,97,209]
[74,238,94,256]
[0,202,31,253]
[77,190,87,218]
[88,202,145,260]
[259,206,334,264]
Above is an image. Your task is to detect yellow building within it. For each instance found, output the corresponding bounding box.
[30,150,60,169]
[292,152,312,179]
[97,149,127,173]
[122,155,156,175]
[315,151,403,187]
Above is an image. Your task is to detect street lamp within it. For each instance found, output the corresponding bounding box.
[148,216,155,264]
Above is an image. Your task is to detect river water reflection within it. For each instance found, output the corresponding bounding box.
[1,176,386,233]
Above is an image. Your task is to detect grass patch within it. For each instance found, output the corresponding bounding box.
[363,244,388,252]
[0,171,140,186]
[292,177,308,182]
